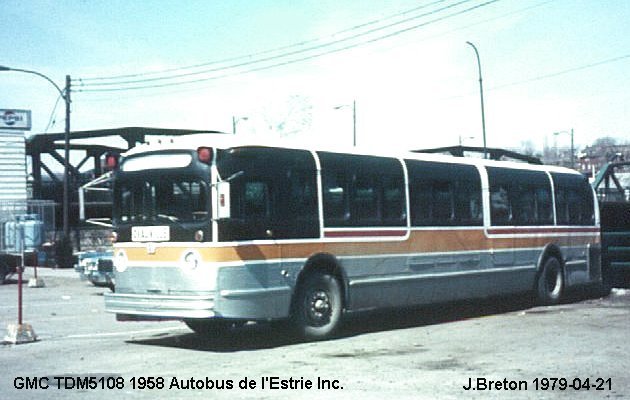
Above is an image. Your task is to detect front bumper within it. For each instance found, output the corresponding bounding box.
[104,291,216,319]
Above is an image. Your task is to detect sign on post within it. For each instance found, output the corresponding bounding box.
[0,109,31,131]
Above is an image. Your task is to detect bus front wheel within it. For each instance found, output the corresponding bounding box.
[536,257,564,305]
[293,272,342,340]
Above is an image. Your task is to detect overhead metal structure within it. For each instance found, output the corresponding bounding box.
[26,127,224,199]
[412,145,543,165]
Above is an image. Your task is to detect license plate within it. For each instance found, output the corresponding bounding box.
[131,226,170,242]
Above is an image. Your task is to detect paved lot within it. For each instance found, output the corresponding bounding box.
[1,267,629,399]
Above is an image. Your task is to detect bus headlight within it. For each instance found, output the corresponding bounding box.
[114,250,128,272]
[182,250,200,270]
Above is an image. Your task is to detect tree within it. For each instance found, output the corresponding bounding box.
[262,95,313,138]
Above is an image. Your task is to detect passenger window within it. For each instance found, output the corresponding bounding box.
[457,180,483,225]
[535,187,553,224]
[488,167,553,226]
[515,186,536,225]
[552,173,595,226]
[490,185,512,225]
[323,172,349,223]
[353,175,378,221]
[383,179,405,223]
[319,152,405,227]
[432,181,454,221]
[407,160,482,227]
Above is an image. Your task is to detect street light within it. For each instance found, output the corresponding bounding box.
[0,66,73,264]
[334,100,356,147]
[466,42,488,159]
[553,129,575,169]
[232,115,248,134]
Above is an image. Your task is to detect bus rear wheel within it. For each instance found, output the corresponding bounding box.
[293,272,342,340]
[536,257,564,305]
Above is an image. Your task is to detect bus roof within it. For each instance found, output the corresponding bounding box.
[121,133,581,176]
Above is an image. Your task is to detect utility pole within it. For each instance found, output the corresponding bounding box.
[232,116,248,134]
[553,129,574,169]
[570,128,574,169]
[334,100,357,146]
[352,100,356,147]
[63,75,71,248]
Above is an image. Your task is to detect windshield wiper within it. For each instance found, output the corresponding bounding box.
[214,170,244,186]
[157,214,180,223]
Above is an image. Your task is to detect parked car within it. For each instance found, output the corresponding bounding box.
[75,250,114,290]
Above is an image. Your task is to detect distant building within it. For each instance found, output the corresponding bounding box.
[578,143,630,177]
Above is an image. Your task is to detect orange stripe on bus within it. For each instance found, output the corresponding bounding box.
[119,228,599,264]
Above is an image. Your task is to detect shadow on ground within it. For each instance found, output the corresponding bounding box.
[126,294,539,353]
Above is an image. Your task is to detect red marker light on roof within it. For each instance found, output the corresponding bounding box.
[104,153,119,170]
[197,147,213,164]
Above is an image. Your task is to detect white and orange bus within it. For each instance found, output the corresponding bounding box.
[104,137,602,339]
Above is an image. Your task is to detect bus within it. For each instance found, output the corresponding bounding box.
[104,137,602,339]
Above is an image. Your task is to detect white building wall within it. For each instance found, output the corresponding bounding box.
[0,131,27,201]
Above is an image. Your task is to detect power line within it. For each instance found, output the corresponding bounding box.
[490,53,630,90]
[439,52,630,100]
[44,92,64,133]
[76,0,500,92]
[78,0,452,83]
[76,0,553,102]
[78,0,475,87]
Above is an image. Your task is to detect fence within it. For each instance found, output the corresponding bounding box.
[0,200,56,255]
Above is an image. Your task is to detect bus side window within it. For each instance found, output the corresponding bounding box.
[320,152,405,227]
[284,168,317,219]
[489,168,554,226]
[567,186,595,225]
[407,160,481,227]
[581,183,595,225]
[515,184,537,225]
[490,185,512,225]
[382,175,406,224]
[409,181,432,226]
[535,186,554,225]
[432,180,454,222]
[552,172,593,226]
[456,179,482,225]
[323,171,350,224]
[352,173,379,223]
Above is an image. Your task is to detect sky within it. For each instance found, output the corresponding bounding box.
[1,0,629,155]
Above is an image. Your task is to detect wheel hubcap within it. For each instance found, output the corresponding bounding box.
[307,290,332,325]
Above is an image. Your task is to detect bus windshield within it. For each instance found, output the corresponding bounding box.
[115,177,209,224]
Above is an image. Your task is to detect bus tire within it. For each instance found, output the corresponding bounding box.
[536,257,564,305]
[293,272,342,340]
[184,319,231,336]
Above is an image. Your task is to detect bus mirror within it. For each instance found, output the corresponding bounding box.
[216,181,231,219]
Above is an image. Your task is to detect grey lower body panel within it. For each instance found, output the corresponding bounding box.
[347,263,536,311]
[106,245,599,320]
